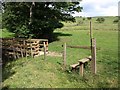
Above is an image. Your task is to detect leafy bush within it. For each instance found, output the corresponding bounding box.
[113,18,119,23]
[83,18,85,21]
[87,17,92,20]
[96,17,105,23]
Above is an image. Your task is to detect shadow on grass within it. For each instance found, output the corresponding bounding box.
[50,32,72,42]
[2,85,10,90]
[2,53,16,83]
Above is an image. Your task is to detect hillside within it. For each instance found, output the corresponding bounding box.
[2,16,118,88]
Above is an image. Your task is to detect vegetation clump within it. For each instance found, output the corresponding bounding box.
[96,17,105,23]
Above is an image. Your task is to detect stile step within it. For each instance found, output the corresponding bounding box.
[70,63,79,68]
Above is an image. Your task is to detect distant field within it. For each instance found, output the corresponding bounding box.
[60,16,118,31]
[2,16,118,88]
[1,16,118,38]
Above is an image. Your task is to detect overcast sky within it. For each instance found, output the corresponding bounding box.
[73,0,119,17]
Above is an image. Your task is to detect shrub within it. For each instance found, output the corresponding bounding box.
[96,17,105,23]
[87,17,92,20]
[83,18,85,21]
[113,18,119,23]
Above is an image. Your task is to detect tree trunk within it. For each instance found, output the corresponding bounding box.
[29,2,35,25]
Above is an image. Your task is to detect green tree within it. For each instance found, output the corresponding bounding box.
[2,2,82,41]
[113,17,120,23]
[87,17,92,20]
[96,17,105,23]
[83,17,85,21]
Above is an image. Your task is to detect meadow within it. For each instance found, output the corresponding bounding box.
[2,16,119,88]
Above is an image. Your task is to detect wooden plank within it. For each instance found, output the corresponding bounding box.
[70,63,79,68]
[30,41,33,57]
[43,42,46,61]
[12,39,17,59]
[86,56,92,60]
[79,63,84,76]
[40,39,48,41]
[67,45,91,50]
[78,58,90,63]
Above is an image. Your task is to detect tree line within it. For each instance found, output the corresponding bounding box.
[2,2,82,41]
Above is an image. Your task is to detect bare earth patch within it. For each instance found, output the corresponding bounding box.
[47,51,62,57]
[36,51,62,57]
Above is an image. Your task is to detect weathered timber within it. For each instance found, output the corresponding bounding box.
[78,58,90,63]
[91,38,96,74]
[67,45,91,50]
[43,42,46,61]
[70,63,79,69]
[2,38,48,59]
[79,63,84,76]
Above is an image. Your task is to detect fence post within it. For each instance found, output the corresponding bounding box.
[79,63,84,76]
[91,38,96,74]
[43,42,46,61]
[12,38,17,59]
[24,40,27,59]
[30,40,33,58]
[63,43,66,70]
[46,41,48,52]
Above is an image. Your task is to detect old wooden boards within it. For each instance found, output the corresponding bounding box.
[62,38,96,76]
[43,42,46,61]
[2,38,48,60]
[91,38,96,74]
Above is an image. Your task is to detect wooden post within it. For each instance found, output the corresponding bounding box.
[89,19,92,58]
[63,43,66,70]
[91,38,96,74]
[24,40,28,59]
[12,38,16,59]
[90,21,92,39]
[20,42,23,58]
[43,42,46,61]
[46,41,48,52]
[79,63,84,76]
[30,40,33,58]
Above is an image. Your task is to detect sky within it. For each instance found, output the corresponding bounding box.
[72,0,120,17]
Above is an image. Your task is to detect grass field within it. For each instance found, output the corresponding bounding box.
[2,16,118,88]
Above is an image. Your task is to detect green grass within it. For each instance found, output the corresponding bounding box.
[0,29,15,38]
[2,16,118,88]
[2,30,118,88]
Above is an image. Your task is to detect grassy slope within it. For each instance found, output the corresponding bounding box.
[0,29,15,38]
[2,16,118,88]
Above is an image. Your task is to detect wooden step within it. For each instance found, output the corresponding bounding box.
[86,56,92,60]
[78,56,92,64]
[78,58,90,64]
[70,63,79,68]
